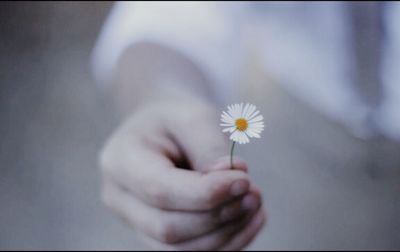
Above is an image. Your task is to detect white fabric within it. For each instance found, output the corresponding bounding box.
[91,1,400,141]
[91,1,241,102]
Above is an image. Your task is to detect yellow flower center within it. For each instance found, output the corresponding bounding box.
[235,118,248,132]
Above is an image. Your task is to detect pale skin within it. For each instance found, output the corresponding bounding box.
[99,42,266,250]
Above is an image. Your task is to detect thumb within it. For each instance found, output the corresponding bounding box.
[208,155,249,173]
[167,105,247,173]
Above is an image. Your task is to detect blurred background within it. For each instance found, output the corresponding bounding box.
[0,2,148,249]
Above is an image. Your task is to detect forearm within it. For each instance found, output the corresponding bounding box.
[107,41,216,119]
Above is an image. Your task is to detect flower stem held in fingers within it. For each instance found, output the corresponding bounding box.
[230,141,236,169]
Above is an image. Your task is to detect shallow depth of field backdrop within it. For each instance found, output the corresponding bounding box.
[0,2,148,249]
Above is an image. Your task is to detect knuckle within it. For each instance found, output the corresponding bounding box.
[100,185,134,227]
[156,221,179,244]
[98,127,126,174]
[98,144,114,172]
[146,185,169,209]
[98,142,122,180]
[199,176,223,210]
[201,186,220,211]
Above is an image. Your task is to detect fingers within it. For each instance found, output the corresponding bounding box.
[173,189,263,251]
[220,208,266,251]
[102,181,262,244]
[117,161,249,211]
[175,211,256,251]
[102,140,251,211]
[139,205,261,251]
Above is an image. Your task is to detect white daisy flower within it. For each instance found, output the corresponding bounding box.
[220,103,264,144]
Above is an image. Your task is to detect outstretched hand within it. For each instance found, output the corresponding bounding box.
[99,99,266,250]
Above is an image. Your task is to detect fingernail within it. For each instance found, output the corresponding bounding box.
[241,194,258,211]
[230,180,249,196]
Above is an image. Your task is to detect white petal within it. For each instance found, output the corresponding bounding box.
[221,114,234,124]
[249,121,264,126]
[231,104,237,115]
[250,126,264,133]
[246,128,261,138]
[234,103,242,118]
[250,110,260,119]
[235,132,249,144]
[221,118,234,125]
[248,112,260,122]
[246,108,258,117]
[227,104,238,119]
[230,131,248,144]
[239,103,244,117]
[222,122,234,128]
[249,122,264,129]
[244,104,256,119]
[227,105,234,117]
[240,133,250,144]
[251,126,264,131]
[242,103,250,118]
[223,126,236,133]
[250,123,264,130]
[236,134,244,144]
[229,130,241,142]
[248,115,263,123]
[222,111,234,121]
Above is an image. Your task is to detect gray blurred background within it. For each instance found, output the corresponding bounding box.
[0,2,146,249]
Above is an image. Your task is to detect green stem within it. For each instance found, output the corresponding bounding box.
[230,141,236,169]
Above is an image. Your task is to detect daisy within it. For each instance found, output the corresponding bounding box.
[220,103,264,144]
[220,103,264,169]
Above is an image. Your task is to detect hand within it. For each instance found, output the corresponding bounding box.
[99,98,266,250]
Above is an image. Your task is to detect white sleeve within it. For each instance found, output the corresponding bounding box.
[91,1,241,101]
